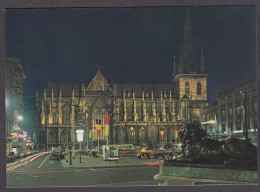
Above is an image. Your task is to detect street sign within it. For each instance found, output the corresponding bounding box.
[69,141,74,147]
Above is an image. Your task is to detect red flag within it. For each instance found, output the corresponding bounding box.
[104,114,111,124]
[97,129,101,138]
[160,131,164,141]
[174,125,178,131]
[89,123,93,130]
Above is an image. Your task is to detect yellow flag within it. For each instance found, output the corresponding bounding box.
[105,124,109,137]
[174,131,178,139]
[89,130,92,139]
[96,124,102,130]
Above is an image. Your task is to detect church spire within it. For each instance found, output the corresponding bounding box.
[181,9,199,74]
[200,48,205,73]
[173,56,176,78]
[184,9,192,35]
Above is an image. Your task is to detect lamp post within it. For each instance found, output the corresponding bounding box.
[17,115,24,150]
[76,129,84,163]
[240,90,248,141]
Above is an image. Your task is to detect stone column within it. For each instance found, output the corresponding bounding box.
[232,94,236,131]
[136,127,139,143]
[249,89,253,130]
[225,96,228,132]
[58,127,60,145]
[71,125,75,158]
[217,98,221,136]
[125,125,128,144]
[241,93,244,131]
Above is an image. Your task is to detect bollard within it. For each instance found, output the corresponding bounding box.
[70,150,72,165]
[80,152,82,163]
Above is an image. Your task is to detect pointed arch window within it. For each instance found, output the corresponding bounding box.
[185,81,190,96]
[60,130,68,144]
[128,127,135,143]
[49,130,57,144]
[197,81,202,96]
[62,105,70,124]
[139,127,146,143]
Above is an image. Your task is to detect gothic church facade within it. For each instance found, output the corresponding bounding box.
[35,11,208,150]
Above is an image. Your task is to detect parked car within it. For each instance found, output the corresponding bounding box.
[50,147,64,160]
[18,151,27,158]
[50,151,64,160]
[6,152,16,162]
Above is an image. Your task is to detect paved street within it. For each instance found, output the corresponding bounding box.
[6,153,160,187]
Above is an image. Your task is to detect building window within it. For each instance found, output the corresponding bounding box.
[221,109,225,120]
[235,94,241,103]
[253,102,257,114]
[60,130,68,144]
[236,118,241,130]
[62,105,70,124]
[49,130,57,144]
[228,108,232,119]
[128,127,135,143]
[139,127,145,143]
[253,118,257,130]
[197,81,202,96]
[53,114,57,124]
[185,81,190,96]
[222,123,226,132]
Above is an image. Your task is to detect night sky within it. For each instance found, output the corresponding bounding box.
[5,6,256,133]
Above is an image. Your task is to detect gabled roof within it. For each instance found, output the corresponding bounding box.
[86,66,112,92]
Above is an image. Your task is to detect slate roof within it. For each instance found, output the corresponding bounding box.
[42,82,175,98]
[45,82,81,97]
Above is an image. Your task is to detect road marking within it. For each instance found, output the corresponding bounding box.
[38,154,50,169]
[89,169,96,171]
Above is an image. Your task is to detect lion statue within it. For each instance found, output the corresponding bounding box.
[171,121,257,166]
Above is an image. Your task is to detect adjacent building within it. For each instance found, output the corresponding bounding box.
[201,79,258,145]
[34,10,208,150]
[5,58,26,152]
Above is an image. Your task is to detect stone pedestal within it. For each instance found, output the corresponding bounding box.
[154,163,258,186]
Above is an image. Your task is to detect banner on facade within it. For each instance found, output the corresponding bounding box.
[89,123,93,139]
[96,119,102,138]
[174,125,178,139]
[104,114,110,137]
[160,130,164,141]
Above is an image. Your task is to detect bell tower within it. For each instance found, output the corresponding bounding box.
[173,9,208,121]
[173,9,207,102]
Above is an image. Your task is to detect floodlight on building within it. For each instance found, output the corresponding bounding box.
[201,120,215,125]
[17,115,23,121]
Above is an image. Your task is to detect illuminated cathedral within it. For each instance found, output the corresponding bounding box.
[35,11,208,150]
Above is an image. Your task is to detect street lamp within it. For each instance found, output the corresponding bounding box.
[76,129,84,163]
